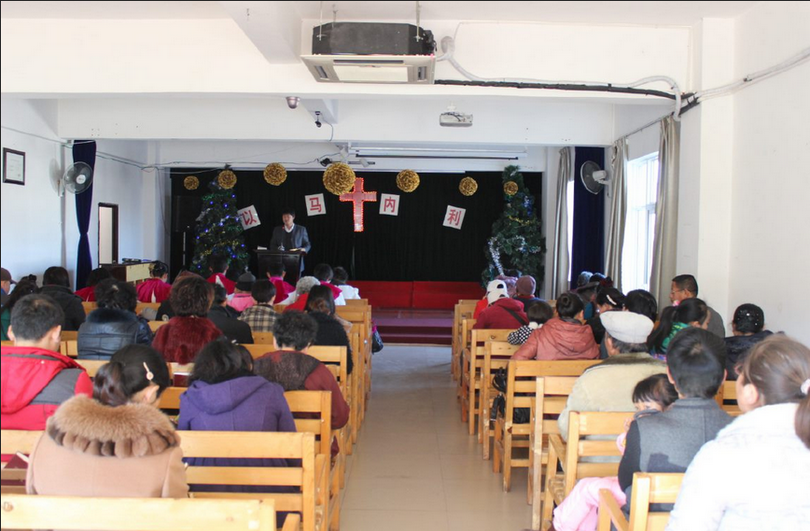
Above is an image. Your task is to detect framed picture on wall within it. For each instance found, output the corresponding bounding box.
[2,148,25,186]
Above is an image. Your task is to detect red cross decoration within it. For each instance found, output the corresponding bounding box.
[339,177,378,232]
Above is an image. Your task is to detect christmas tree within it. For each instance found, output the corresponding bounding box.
[190,180,250,277]
[482,165,546,284]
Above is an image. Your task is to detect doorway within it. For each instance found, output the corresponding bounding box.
[98,203,119,264]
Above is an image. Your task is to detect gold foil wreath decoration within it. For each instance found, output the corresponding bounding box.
[217,169,237,189]
[503,180,518,196]
[323,162,356,195]
[263,163,287,186]
[396,170,420,192]
[459,176,478,196]
[183,176,199,190]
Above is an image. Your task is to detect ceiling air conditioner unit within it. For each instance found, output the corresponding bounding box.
[302,22,436,84]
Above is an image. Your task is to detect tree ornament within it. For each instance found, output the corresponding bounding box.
[184,176,199,190]
[504,180,518,196]
[323,162,356,195]
[218,169,237,189]
[459,176,478,196]
[396,170,420,193]
[263,163,287,186]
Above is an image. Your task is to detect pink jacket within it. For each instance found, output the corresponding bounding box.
[512,318,599,361]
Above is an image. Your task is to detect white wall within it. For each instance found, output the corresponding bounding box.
[727,2,810,344]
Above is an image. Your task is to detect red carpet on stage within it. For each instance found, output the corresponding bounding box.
[374,309,454,345]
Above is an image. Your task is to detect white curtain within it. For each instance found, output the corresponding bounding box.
[649,116,680,311]
[551,147,575,298]
[604,138,628,290]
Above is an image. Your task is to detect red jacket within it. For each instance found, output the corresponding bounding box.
[137,278,172,303]
[284,294,308,312]
[152,316,223,364]
[1,346,93,432]
[512,318,599,361]
[473,298,528,330]
[473,298,488,319]
[207,273,236,295]
[268,276,295,302]
[74,286,96,302]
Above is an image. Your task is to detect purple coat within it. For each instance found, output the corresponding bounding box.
[178,375,296,493]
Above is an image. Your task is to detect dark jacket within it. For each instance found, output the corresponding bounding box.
[514,295,542,311]
[40,285,86,331]
[473,298,528,330]
[77,307,153,359]
[587,314,606,344]
[207,305,254,344]
[724,330,774,379]
[152,316,223,364]
[309,311,353,375]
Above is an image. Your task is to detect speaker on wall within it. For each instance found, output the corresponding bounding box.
[172,196,202,232]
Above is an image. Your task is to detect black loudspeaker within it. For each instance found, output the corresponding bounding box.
[172,196,202,232]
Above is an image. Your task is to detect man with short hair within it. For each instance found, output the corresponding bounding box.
[1,267,16,306]
[670,274,725,338]
[1,294,93,433]
[312,263,345,306]
[269,209,311,273]
[208,284,253,344]
[253,311,348,456]
[618,327,732,503]
[558,311,665,439]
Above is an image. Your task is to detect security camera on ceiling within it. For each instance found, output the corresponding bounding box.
[286,96,300,109]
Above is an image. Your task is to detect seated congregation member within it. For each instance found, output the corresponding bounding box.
[332,266,360,300]
[178,339,295,493]
[666,335,810,530]
[473,280,528,330]
[266,262,295,304]
[153,275,222,364]
[513,275,542,311]
[558,311,664,439]
[512,292,598,361]
[137,261,171,303]
[238,280,277,334]
[473,279,503,319]
[207,284,253,344]
[254,311,349,456]
[586,286,625,345]
[0,275,38,340]
[576,278,601,321]
[648,298,710,359]
[305,285,353,375]
[623,289,659,323]
[228,271,256,312]
[77,279,153,360]
[670,273,725,337]
[313,263,346,305]
[618,328,732,504]
[507,300,554,346]
[724,303,773,380]
[206,255,236,295]
[552,374,678,531]
[0,266,14,306]
[1,295,93,434]
[283,276,321,312]
[40,266,85,331]
[155,270,198,321]
[74,267,113,302]
[26,344,188,498]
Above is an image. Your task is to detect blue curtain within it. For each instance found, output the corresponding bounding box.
[570,146,606,285]
[72,141,96,289]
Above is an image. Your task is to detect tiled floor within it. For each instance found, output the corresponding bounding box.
[341,346,533,531]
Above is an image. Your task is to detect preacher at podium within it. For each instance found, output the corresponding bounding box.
[269,208,311,272]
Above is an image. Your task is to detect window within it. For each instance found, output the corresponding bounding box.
[621,153,659,292]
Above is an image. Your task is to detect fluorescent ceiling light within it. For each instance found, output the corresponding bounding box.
[349,146,527,161]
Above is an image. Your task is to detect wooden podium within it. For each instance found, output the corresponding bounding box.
[256,250,304,286]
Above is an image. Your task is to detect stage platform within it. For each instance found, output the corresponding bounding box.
[374,308,454,346]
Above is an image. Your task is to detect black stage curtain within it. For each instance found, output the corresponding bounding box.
[170,169,542,282]
[570,147,606,284]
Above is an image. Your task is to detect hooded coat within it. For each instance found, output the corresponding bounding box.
[178,375,296,492]
[512,317,599,361]
[26,395,188,498]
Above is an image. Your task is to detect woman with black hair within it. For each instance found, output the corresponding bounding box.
[40,266,85,331]
[137,261,172,303]
[0,275,37,340]
[647,298,710,359]
[724,303,773,379]
[74,267,113,302]
[305,285,353,375]
[26,344,187,498]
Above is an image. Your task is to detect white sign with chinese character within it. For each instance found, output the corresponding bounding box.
[305,194,326,216]
[379,193,400,216]
[237,205,261,230]
[443,205,466,230]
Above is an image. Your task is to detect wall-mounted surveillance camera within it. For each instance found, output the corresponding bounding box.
[286,96,300,109]
[319,157,332,167]
[314,111,322,128]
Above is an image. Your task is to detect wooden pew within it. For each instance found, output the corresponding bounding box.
[457,317,476,400]
[716,380,742,416]
[541,411,636,528]
[480,340,519,455]
[494,361,599,492]
[180,431,327,531]
[81,301,97,313]
[148,320,168,332]
[452,300,478,381]
[253,331,276,346]
[1,430,43,493]
[135,301,161,317]
[74,358,108,377]
[0,494,288,531]
[598,473,684,531]
[345,299,369,307]
[61,330,78,341]
[461,328,513,431]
